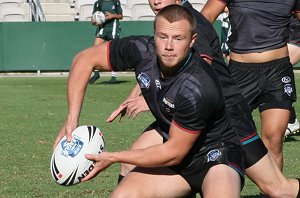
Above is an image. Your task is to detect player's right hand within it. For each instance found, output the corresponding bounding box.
[52,119,78,150]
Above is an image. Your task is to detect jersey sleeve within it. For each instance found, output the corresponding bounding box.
[218,0,229,5]
[109,36,152,71]
[115,0,123,14]
[296,0,300,13]
[92,0,99,14]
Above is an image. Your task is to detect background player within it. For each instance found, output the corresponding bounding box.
[286,15,300,137]
[89,0,123,84]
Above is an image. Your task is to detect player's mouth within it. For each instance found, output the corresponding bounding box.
[154,9,161,14]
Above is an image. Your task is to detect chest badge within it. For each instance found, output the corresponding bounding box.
[138,72,151,89]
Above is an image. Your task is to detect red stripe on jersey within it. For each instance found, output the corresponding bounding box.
[172,120,201,134]
[107,41,113,71]
[200,54,213,61]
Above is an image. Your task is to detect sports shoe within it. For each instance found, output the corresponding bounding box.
[107,76,117,84]
[285,119,300,137]
[89,73,100,84]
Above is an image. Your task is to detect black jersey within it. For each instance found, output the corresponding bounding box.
[108,36,240,153]
[182,1,244,107]
[221,0,300,53]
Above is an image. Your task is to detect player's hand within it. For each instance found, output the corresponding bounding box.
[106,102,127,123]
[52,118,78,150]
[104,11,114,20]
[106,96,149,123]
[81,152,114,182]
[124,96,149,119]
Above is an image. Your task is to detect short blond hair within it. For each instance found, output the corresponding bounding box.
[154,4,196,35]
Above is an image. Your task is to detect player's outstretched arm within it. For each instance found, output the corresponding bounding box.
[53,43,111,148]
[82,123,199,182]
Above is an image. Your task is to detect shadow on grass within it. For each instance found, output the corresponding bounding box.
[96,80,131,85]
[284,134,300,142]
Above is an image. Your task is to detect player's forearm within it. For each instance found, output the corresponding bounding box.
[110,144,183,167]
[67,55,94,121]
[114,13,123,20]
[127,83,142,98]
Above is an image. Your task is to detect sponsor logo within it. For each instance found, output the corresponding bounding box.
[163,97,174,109]
[61,135,83,157]
[155,79,161,90]
[284,84,293,96]
[282,76,291,83]
[138,73,151,89]
[207,149,222,162]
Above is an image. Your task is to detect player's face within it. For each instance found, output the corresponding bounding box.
[155,17,196,74]
[148,0,179,15]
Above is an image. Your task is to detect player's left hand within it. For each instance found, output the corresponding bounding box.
[104,12,114,20]
[81,152,114,182]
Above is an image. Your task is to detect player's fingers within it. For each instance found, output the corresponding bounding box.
[81,154,101,182]
[81,166,100,182]
[106,105,127,122]
[119,108,126,122]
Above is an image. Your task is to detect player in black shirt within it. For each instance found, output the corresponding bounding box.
[54,5,244,197]
[202,0,300,197]
[107,0,300,197]
[286,16,300,137]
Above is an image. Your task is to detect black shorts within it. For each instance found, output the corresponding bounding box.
[228,57,296,112]
[144,122,245,194]
[226,102,268,168]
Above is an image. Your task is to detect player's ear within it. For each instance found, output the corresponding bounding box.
[175,0,181,5]
[190,33,197,48]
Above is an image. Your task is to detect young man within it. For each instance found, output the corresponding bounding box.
[89,0,123,84]
[54,5,244,197]
[201,0,300,170]
[107,0,300,197]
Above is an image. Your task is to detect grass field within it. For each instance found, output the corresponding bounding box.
[0,74,299,197]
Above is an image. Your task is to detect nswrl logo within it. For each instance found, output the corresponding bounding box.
[61,135,84,157]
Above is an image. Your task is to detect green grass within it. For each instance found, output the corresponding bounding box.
[0,74,299,197]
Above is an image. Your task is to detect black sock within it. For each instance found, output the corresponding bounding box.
[118,174,124,184]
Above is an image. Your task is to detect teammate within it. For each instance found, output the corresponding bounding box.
[106,0,300,197]
[219,7,230,62]
[286,16,300,137]
[201,0,300,171]
[89,0,123,84]
[54,5,244,197]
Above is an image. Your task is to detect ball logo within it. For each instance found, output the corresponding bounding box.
[207,149,222,162]
[60,135,84,157]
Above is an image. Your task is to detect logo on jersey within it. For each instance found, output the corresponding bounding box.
[207,149,222,162]
[112,5,115,10]
[138,72,151,89]
[155,79,161,90]
[284,84,293,96]
[163,97,174,109]
[282,76,291,83]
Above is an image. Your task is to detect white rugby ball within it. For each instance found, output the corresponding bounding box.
[50,125,104,186]
[93,11,106,25]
